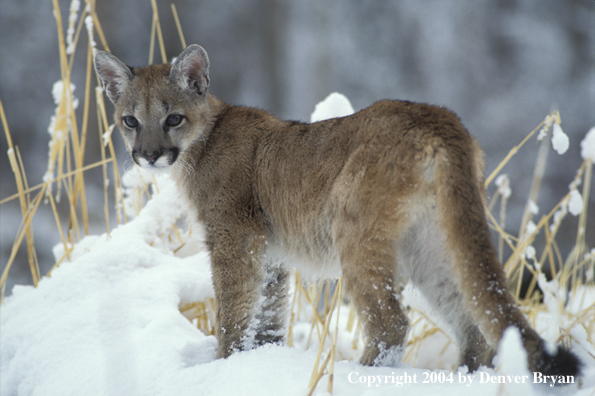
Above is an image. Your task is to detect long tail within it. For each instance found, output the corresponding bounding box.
[432,124,580,377]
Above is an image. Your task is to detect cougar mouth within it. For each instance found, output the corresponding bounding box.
[132,147,180,171]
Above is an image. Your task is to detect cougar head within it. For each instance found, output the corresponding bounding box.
[94,45,211,172]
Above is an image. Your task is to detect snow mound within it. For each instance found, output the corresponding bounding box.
[310,92,355,122]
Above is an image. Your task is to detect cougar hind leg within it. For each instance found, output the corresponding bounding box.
[336,234,409,366]
[398,205,494,371]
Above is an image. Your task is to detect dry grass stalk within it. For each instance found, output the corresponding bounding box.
[308,276,342,393]
[179,299,217,335]
[149,0,167,64]
[484,112,558,188]
[171,4,187,49]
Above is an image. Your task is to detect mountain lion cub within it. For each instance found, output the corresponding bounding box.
[95,44,579,375]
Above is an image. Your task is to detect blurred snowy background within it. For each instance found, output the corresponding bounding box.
[1,0,594,293]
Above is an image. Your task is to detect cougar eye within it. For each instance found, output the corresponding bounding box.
[165,114,184,127]
[123,116,139,129]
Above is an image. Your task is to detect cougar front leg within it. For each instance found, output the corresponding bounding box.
[209,232,266,359]
[254,264,290,346]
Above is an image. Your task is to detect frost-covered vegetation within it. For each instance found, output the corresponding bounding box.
[1,2,595,395]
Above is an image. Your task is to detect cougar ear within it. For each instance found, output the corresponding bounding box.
[94,50,133,104]
[170,44,210,96]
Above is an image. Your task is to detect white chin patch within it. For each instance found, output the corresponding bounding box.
[137,157,172,173]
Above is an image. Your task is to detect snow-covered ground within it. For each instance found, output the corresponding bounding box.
[2,94,594,395]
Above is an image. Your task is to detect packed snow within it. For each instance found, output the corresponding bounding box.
[2,94,594,396]
[65,0,81,55]
[310,92,355,122]
[551,122,569,155]
[568,189,584,217]
[582,126,595,163]
[495,174,511,199]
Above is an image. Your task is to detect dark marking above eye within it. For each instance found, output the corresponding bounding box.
[162,101,170,112]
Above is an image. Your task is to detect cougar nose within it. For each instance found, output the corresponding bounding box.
[142,149,163,165]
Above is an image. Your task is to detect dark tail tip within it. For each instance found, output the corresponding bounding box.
[533,345,581,379]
